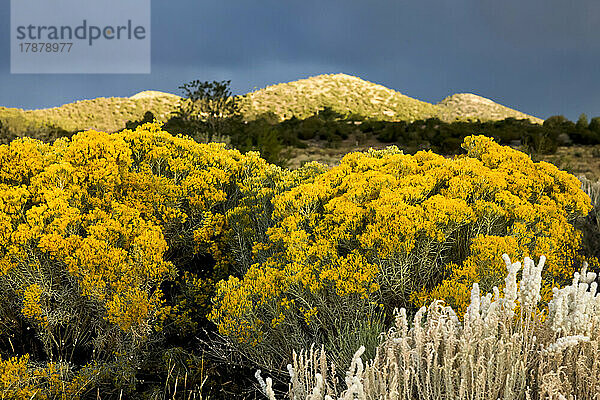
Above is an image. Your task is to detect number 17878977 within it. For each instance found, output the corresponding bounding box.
[19,42,73,52]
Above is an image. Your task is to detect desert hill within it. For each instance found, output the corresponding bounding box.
[0,93,179,133]
[239,73,441,122]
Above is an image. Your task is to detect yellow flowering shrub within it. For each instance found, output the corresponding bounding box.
[0,122,300,396]
[0,129,173,356]
[210,136,592,371]
[0,354,103,400]
[415,135,592,314]
[0,354,42,400]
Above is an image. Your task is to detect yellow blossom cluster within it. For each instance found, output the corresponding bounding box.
[0,354,41,399]
[21,283,47,326]
[0,354,101,400]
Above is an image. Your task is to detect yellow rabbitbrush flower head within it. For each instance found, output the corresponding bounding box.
[21,283,47,326]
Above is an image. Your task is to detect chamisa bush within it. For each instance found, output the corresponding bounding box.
[258,253,600,399]
[0,122,315,398]
[209,135,593,381]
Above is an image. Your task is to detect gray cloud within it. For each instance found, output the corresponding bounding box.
[473,0,600,51]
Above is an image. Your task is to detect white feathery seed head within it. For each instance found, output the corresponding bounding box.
[519,256,544,311]
[547,262,600,336]
[502,254,521,318]
[466,282,481,324]
[542,335,591,356]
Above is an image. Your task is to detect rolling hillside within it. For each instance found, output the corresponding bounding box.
[0,74,543,134]
[241,74,542,123]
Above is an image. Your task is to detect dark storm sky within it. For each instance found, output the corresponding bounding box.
[1,0,599,121]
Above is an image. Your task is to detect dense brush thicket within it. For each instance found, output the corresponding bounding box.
[210,134,593,378]
[0,123,598,399]
[0,123,302,398]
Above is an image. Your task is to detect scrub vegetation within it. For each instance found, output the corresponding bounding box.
[1,78,600,399]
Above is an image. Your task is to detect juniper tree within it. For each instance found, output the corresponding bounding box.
[174,79,241,142]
